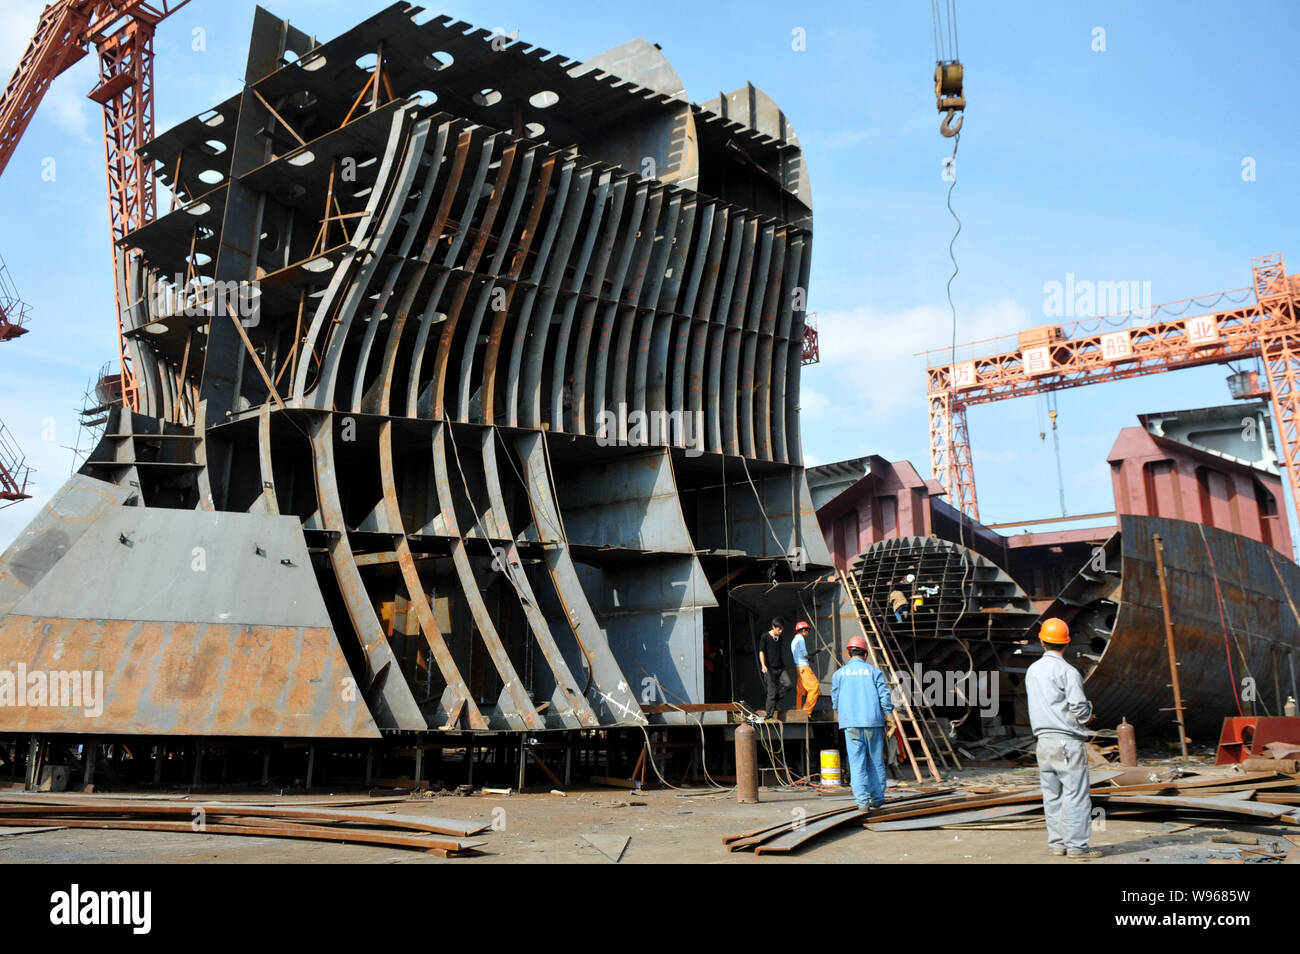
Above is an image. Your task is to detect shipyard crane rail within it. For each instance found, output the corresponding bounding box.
[0,0,192,411]
[924,254,1300,521]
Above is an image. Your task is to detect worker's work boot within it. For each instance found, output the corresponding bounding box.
[1049,848,1066,856]
[1067,849,1103,860]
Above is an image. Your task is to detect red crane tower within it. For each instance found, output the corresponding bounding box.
[0,0,191,412]
[926,254,1300,522]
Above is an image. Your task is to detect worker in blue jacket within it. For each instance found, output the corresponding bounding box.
[831,634,894,811]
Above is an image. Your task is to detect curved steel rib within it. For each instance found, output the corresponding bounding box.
[432,422,542,730]
[513,431,645,725]
[308,414,426,730]
[479,428,600,728]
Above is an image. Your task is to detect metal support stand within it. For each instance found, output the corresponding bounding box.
[804,722,811,780]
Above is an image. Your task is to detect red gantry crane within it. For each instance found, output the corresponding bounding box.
[0,0,191,413]
[926,254,1300,522]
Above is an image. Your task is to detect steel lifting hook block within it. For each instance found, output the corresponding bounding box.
[935,60,965,138]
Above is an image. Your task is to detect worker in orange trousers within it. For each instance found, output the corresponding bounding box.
[792,620,820,712]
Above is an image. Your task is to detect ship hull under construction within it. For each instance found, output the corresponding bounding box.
[0,4,865,744]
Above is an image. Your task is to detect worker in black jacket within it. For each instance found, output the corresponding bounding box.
[758,617,792,718]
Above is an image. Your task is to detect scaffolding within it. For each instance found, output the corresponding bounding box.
[0,420,31,507]
[0,253,29,342]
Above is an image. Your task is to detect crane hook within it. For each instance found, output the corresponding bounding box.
[935,61,965,138]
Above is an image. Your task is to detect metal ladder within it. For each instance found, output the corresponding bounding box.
[838,569,962,783]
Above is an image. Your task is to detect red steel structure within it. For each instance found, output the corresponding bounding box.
[0,422,31,507]
[0,0,191,410]
[926,255,1300,521]
[801,312,820,365]
[0,253,30,343]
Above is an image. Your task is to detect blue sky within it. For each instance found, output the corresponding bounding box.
[1,0,1296,548]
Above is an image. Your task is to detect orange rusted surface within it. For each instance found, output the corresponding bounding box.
[0,615,379,738]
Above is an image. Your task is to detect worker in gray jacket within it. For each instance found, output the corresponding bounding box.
[1026,617,1100,859]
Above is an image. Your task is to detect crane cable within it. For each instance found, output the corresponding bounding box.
[933,0,964,543]
[944,128,965,552]
[931,0,959,62]
[1047,391,1067,516]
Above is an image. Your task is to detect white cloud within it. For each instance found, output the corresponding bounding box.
[821,129,878,150]
[810,298,1032,417]
[799,384,830,418]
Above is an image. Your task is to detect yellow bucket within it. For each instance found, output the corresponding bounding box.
[820,749,842,786]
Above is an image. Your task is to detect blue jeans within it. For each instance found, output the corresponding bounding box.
[844,726,887,807]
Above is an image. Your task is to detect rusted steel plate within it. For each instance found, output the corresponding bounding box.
[865,803,1041,831]
[0,615,378,737]
[0,801,489,836]
[1092,793,1300,823]
[753,807,866,854]
[0,816,481,854]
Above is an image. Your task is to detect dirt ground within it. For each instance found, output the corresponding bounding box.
[1,765,1291,864]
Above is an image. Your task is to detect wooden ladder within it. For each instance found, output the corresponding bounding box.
[838,569,962,783]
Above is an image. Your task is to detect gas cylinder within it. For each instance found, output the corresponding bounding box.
[1117,717,1137,767]
[735,722,758,803]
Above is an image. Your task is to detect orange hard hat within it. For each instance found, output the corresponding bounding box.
[847,635,869,653]
[795,621,811,632]
[1039,618,1070,645]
